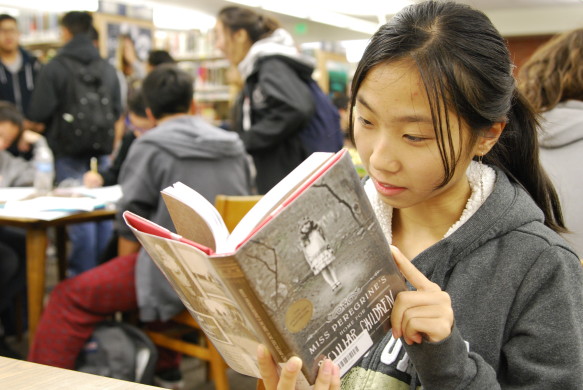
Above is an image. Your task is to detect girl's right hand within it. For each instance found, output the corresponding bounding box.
[257,344,340,390]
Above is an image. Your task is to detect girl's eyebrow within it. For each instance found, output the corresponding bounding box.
[356,95,375,114]
[395,114,434,124]
[356,95,433,124]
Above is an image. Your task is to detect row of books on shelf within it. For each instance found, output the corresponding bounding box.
[155,29,222,61]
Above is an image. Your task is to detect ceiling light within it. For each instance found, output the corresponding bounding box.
[152,4,216,31]
[316,0,413,16]
[0,0,98,12]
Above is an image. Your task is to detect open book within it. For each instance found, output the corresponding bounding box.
[124,149,407,386]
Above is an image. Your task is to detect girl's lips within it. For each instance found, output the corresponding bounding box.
[372,178,407,197]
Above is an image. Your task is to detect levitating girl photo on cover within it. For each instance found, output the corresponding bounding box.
[298,217,342,292]
[256,1,583,389]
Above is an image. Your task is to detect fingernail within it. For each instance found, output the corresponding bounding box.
[392,328,400,339]
[321,359,332,374]
[257,344,265,358]
[286,357,302,372]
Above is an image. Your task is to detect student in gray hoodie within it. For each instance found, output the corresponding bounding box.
[28,65,252,385]
[256,2,583,389]
[519,28,583,258]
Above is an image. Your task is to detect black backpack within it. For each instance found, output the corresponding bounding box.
[75,321,158,384]
[52,56,117,157]
[298,79,344,155]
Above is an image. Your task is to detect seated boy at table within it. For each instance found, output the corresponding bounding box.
[27,64,252,387]
[0,101,44,358]
[0,101,38,187]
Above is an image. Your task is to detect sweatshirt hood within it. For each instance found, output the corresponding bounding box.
[413,168,544,289]
[59,34,101,64]
[138,115,246,159]
[538,100,583,148]
[238,28,315,80]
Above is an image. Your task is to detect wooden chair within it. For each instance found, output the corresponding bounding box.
[214,194,264,232]
[145,194,262,390]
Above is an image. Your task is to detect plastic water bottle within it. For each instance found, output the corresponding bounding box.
[33,138,55,195]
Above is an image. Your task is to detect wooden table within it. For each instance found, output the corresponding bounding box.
[0,356,162,389]
[0,209,117,345]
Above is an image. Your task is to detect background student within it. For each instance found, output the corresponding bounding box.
[28,64,252,388]
[27,11,123,276]
[518,27,583,258]
[214,6,318,194]
[257,1,583,389]
[0,101,37,185]
[0,101,42,358]
[0,13,44,150]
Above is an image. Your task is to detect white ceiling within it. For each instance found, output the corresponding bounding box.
[150,0,583,42]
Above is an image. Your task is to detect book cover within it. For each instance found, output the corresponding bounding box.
[124,149,407,385]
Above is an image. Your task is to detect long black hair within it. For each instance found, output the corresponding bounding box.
[349,0,565,232]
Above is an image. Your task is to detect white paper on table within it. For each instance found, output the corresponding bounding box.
[54,185,123,204]
[3,196,105,212]
[0,187,36,203]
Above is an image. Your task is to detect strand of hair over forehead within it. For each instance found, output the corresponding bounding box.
[396,2,488,186]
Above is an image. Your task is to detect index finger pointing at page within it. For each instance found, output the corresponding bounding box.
[390,245,440,292]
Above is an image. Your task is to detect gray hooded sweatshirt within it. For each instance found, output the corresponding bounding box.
[538,100,583,257]
[0,150,35,187]
[117,115,251,321]
[342,168,583,389]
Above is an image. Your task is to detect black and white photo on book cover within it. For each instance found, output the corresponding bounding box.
[133,232,262,377]
[233,153,407,377]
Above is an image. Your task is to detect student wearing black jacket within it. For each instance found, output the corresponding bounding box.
[215,6,316,194]
[28,11,122,276]
[0,14,42,117]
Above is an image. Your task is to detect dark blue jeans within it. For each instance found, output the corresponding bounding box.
[55,155,114,276]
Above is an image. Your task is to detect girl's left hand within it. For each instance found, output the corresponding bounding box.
[390,246,454,345]
[257,344,340,390]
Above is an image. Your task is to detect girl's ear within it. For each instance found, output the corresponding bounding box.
[233,28,250,45]
[477,121,505,156]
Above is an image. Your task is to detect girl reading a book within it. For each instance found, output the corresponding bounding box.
[256,1,583,389]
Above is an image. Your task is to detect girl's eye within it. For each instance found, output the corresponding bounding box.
[357,117,373,127]
[403,134,427,142]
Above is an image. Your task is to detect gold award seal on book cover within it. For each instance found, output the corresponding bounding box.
[285,299,313,333]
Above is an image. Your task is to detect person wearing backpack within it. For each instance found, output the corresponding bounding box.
[28,11,123,276]
[215,6,343,194]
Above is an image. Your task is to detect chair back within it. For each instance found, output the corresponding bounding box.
[214,195,263,233]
